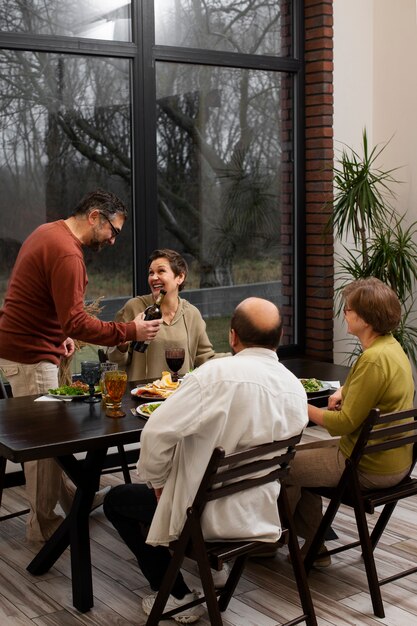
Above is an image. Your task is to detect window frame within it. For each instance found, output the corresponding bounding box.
[0,0,305,355]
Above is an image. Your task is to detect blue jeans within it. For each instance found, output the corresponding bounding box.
[103,483,190,598]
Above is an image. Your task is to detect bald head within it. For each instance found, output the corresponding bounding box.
[230,297,282,351]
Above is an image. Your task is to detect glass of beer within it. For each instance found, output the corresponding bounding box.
[104,369,127,417]
[99,362,118,407]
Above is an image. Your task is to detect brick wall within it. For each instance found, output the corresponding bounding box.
[304,0,334,360]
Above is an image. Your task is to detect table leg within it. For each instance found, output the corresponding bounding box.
[27,447,108,613]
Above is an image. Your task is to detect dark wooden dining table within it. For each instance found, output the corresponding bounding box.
[0,387,147,613]
[0,358,350,613]
[281,356,350,408]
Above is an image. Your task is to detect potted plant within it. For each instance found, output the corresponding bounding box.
[329,129,417,365]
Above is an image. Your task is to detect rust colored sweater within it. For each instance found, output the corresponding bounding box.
[0,220,136,365]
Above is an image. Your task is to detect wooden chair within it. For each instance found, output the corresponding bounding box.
[304,407,417,618]
[145,434,317,626]
[0,377,30,521]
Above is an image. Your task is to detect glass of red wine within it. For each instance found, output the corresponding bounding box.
[165,348,185,383]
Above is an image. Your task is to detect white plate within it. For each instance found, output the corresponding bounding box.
[299,379,332,396]
[136,402,163,418]
[47,392,102,400]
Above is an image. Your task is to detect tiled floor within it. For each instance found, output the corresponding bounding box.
[0,426,416,625]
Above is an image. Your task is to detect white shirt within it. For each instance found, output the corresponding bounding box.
[137,347,308,546]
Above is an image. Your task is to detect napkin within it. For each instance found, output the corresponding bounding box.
[322,381,340,390]
[35,395,72,402]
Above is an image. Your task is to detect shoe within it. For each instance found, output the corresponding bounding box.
[142,590,204,624]
[91,485,111,511]
[290,543,331,568]
[211,562,230,588]
[312,546,331,568]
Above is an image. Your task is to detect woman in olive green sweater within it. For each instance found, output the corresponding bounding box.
[285,277,414,565]
[107,249,223,381]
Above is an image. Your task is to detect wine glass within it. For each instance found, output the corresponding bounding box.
[165,348,185,383]
[80,361,101,403]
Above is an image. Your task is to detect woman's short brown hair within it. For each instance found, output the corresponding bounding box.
[342,277,401,334]
[147,249,188,291]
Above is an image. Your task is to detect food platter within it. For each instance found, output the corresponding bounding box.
[299,378,332,397]
[136,402,163,418]
[131,387,168,400]
[47,383,100,400]
[47,392,90,400]
[131,371,180,400]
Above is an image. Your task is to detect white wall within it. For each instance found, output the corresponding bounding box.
[333,0,374,363]
[333,0,417,365]
[373,1,417,215]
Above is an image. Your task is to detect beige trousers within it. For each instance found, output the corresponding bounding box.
[286,438,410,551]
[0,358,75,541]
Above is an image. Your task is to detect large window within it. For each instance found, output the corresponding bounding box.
[0,0,303,353]
[0,50,132,302]
[155,0,291,56]
[0,1,132,40]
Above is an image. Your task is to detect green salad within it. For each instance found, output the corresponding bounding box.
[48,384,89,396]
[140,402,162,416]
[300,378,323,393]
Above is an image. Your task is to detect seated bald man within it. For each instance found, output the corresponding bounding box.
[104,297,308,624]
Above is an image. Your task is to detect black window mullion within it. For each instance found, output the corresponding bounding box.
[0,31,136,57]
[131,0,158,296]
[293,0,305,352]
[153,44,302,73]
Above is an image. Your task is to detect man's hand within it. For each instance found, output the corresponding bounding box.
[154,487,163,502]
[133,312,162,341]
[62,337,75,358]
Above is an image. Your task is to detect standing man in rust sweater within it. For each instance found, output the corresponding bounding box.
[0,189,161,542]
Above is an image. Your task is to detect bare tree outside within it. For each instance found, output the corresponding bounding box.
[156,62,287,288]
[0,0,131,40]
[0,0,293,344]
[155,0,288,56]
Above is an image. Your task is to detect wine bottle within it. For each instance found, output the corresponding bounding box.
[131,289,166,353]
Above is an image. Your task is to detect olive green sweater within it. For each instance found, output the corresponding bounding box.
[323,335,414,474]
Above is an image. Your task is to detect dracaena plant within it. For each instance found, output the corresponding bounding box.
[329,129,417,366]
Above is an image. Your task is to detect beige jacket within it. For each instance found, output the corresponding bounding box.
[107,294,220,381]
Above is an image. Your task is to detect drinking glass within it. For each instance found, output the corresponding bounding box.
[165,348,185,382]
[104,369,128,417]
[99,362,118,406]
[80,361,101,403]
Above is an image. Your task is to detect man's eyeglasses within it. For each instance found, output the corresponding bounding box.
[99,211,121,238]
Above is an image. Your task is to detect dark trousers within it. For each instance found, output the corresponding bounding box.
[103,483,190,598]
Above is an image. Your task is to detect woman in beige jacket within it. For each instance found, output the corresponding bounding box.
[107,249,220,381]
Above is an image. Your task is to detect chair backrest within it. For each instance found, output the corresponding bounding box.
[339,407,417,491]
[191,433,303,518]
[0,378,8,400]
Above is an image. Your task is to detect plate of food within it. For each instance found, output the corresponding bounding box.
[131,371,180,400]
[47,381,100,399]
[299,378,331,396]
[136,401,163,419]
